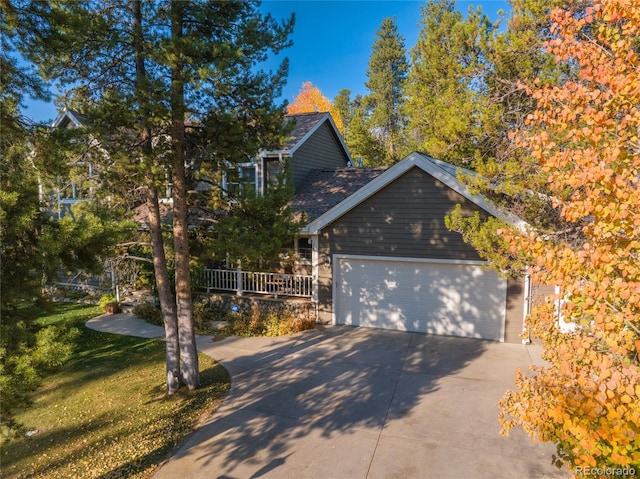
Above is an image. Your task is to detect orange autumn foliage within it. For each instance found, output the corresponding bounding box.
[286,81,345,132]
[498,0,640,474]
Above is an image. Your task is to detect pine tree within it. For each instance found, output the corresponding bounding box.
[346,101,385,167]
[16,0,294,392]
[405,0,495,167]
[365,17,409,164]
[330,90,382,165]
[1,2,134,426]
[203,163,302,272]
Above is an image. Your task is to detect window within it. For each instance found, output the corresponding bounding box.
[225,162,256,199]
[264,158,284,191]
[57,162,94,202]
[296,237,312,262]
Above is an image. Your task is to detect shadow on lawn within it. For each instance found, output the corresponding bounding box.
[2,319,230,479]
[159,326,489,478]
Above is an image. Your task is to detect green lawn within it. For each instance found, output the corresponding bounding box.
[2,303,230,479]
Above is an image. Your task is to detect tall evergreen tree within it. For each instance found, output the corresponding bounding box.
[332,89,383,166]
[332,88,352,137]
[1,3,134,427]
[365,17,409,164]
[346,101,385,166]
[405,0,495,166]
[16,0,294,392]
[201,164,302,272]
[467,0,577,202]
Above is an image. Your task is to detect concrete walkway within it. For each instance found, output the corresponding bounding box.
[86,313,568,479]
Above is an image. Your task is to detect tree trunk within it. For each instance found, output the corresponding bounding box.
[132,0,181,394]
[170,0,199,390]
[145,187,181,394]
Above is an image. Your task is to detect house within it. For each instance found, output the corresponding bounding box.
[291,152,533,344]
[50,108,536,343]
[224,111,352,197]
[47,109,351,210]
[44,110,100,218]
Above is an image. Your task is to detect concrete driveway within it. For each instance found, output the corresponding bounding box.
[148,325,567,479]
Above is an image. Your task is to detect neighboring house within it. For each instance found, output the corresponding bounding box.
[44,110,100,218]
[47,109,352,214]
[291,152,534,344]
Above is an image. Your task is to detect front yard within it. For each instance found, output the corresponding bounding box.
[1,303,230,479]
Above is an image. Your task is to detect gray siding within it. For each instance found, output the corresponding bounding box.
[316,166,524,343]
[291,122,349,189]
[320,167,486,260]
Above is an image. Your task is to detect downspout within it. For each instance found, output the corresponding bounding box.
[522,272,532,344]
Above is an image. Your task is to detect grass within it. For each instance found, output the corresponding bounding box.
[2,303,231,479]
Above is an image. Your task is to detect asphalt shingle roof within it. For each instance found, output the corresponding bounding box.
[291,167,387,223]
[281,112,331,152]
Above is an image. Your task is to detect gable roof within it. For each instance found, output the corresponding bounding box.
[291,167,387,223]
[51,109,87,128]
[302,152,527,235]
[263,112,351,161]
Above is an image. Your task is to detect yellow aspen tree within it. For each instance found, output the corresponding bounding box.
[498,0,640,474]
[287,81,345,132]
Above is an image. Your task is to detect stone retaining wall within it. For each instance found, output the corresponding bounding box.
[195,292,317,322]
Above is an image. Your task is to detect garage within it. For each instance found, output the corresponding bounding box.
[300,153,527,343]
[334,255,507,341]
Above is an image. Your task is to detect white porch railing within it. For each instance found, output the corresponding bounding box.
[201,268,313,298]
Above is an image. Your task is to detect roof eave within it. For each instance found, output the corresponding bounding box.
[304,152,528,235]
[51,109,84,128]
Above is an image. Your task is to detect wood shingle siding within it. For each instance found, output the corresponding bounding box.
[317,167,489,324]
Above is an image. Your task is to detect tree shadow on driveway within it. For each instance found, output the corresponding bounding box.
[154,326,539,479]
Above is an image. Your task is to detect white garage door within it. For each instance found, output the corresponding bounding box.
[334,255,507,341]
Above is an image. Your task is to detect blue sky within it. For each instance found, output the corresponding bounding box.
[23,0,509,124]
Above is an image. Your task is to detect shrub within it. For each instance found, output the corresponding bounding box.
[132,301,162,326]
[99,293,117,309]
[223,305,315,337]
[192,300,218,333]
[0,304,86,440]
[99,294,121,314]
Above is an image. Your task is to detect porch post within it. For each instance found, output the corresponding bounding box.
[236,259,243,296]
[311,235,319,303]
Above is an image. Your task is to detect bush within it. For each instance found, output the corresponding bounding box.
[99,294,121,314]
[192,300,218,333]
[132,301,162,326]
[99,293,117,308]
[0,304,86,441]
[223,305,314,337]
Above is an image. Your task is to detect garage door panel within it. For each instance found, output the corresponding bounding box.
[336,257,506,340]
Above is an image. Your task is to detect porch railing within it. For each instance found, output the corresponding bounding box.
[201,268,313,298]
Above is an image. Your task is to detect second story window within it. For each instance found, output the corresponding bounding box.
[57,161,94,203]
[225,161,257,199]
